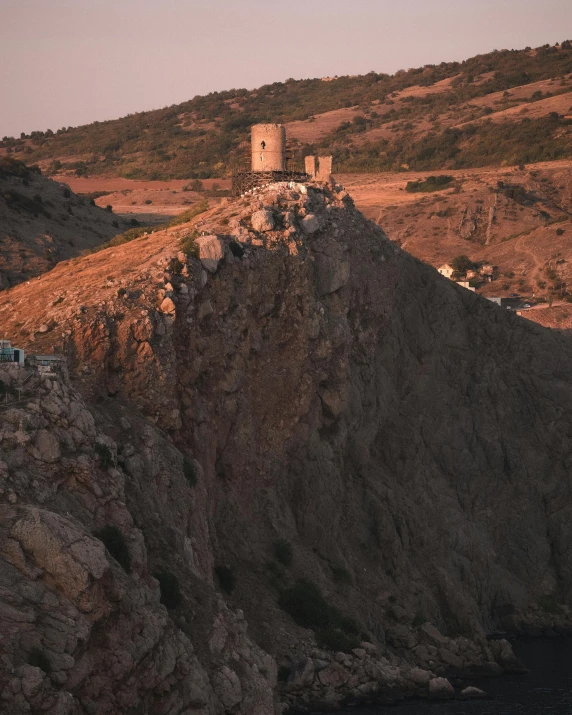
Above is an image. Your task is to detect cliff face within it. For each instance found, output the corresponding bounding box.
[2,182,572,713]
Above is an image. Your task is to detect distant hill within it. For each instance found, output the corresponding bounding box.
[2,42,572,180]
[0,157,129,289]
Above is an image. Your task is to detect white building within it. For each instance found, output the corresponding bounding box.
[438,264,454,279]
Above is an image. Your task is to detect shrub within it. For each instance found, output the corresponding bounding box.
[95,442,114,468]
[556,228,565,236]
[117,287,127,297]
[183,457,197,486]
[106,204,113,212]
[538,595,563,614]
[451,255,475,273]
[169,257,184,275]
[154,570,182,609]
[215,565,235,594]
[277,666,292,683]
[168,200,209,227]
[405,175,454,193]
[28,647,52,673]
[316,627,360,653]
[144,199,153,205]
[90,226,151,253]
[95,525,132,572]
[279,580,332,629]
[332,566,352,585]
[274,539,293,566]
[180,231,199,257]
[63,188,71,198]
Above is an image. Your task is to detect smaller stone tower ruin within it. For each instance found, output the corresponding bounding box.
[251,124,286,172]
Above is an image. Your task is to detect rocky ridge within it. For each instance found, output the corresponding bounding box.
[2,180,572,713]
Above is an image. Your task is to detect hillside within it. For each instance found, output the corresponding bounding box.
[0,157,129,289]
[344,160,572,307]
[2,42,572,179]
[2,180,572,712]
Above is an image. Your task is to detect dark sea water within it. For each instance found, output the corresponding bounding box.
[351,639,572,715]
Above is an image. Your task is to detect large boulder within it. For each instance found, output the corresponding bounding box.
[196,235,224,273]
[34,430,60,463]
[251,210,275,232]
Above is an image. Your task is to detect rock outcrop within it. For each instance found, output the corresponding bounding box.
[2,180,572,713]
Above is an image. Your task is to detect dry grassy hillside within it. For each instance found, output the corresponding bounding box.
[342,161,572,324]
[0,158,129,289]
[2,42,572,179]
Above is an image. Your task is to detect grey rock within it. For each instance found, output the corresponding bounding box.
[251,209,275,232]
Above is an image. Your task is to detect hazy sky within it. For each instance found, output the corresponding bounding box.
[1,0,571,137]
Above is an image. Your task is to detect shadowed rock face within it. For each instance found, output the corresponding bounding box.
[2,182,572,712]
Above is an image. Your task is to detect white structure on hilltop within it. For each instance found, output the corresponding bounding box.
[0,340,25,365]
[438,264,454,279]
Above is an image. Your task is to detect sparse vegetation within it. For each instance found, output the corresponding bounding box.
[406,175,454,193]
[273,539,293,566]
[95,525,132,573]
[180,231,199,257]
[183,457,198,487]
[538,595,563,614]
[332,566,352,585]
[316,627,360,653]
[94,442,113,468]
[10,43,572,178]
[278,578,361,651]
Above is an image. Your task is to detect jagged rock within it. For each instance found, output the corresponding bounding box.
[428,677,454,699]
[196,235,224,273]
[34,429,60,462]
[213,665,243,709]
[251,209,275,232]
[160,297,176,314]
[461,686,487,699]
[317,663,350,687]
[301,214,320,234]
[439,647,464,669]
[419,623,449,647]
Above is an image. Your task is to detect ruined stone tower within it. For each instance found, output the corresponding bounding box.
[251,124,286,172]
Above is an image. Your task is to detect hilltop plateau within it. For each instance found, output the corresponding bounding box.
[2,180,572,713]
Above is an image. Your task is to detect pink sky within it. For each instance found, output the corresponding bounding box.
[1,0,571,137]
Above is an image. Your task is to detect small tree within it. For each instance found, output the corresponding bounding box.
[450,255,474,274]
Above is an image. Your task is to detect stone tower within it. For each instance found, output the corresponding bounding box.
[251,124,286,172]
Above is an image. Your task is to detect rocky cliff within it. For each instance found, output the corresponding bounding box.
[1,180,572,713]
